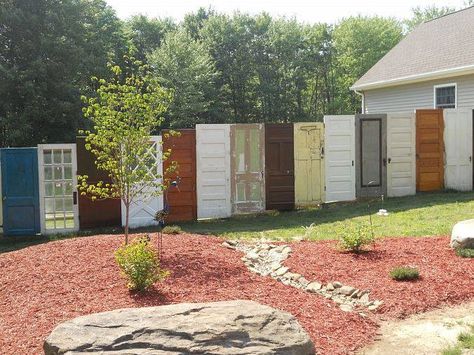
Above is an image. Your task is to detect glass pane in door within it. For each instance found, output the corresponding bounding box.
[42,148,75,231]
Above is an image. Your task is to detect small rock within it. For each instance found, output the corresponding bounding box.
[332,281,343,288]
[275,266,289,276]
[286,272,301,281]
[360,293,370,304]
[326,283,335,291]
[351,289,360,298]
[270,262,281,271]
[306,282,323,293]
[339,285,356,296]
[298,277,310,287]
[246,251,259,261]
[222,241,236,249]
[340,304,353,312]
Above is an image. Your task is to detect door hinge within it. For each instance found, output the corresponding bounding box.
[324,186,326,191]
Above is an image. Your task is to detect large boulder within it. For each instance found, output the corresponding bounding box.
[451,219,474,249]
[44,300,315,355]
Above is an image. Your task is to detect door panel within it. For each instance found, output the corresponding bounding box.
[416,109,444,191]
[121,136,164,228]
[444,109,473,191]
[196,124,231,219]
[163,129,197,222]
[1,148,40,236]
[294,122,325,206]
[77,137,121,229]
[324,116,356,202]
[265,123,294,210]
[356,114,387,198]
[38,144,79,234]
[231,124,265,214]
[387,112,416,197]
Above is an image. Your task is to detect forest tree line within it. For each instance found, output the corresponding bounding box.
[0,1,469,146]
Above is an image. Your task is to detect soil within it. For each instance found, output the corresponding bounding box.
[0,234,472,354]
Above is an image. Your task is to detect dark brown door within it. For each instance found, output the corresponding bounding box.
[416,109,444,191]
[76,137,121,229]
[163,129,197,222]
[265,123,294,210]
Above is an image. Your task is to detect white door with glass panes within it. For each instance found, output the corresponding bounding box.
[38,144,79,234]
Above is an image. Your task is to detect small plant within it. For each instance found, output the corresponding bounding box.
[162,225,182,234]
[455,248,474,258]
[442,325,474,355]
[390,266,420,281]
[115,236,169,291]
[302,223,316,240]
[338,222,375,253]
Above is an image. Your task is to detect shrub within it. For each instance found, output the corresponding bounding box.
[338,222,375,253]
[455,248,474,258]
[114,236,169,291]
[390,266,420,281]
[162,225,182,234]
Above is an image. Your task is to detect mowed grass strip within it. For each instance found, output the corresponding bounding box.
[177,191,474,240]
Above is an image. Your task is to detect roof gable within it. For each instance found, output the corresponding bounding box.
[353,7,474,90]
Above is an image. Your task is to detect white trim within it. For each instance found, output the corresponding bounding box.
[38,144,79,235]
[433,83,457,109]
[351,64,474,91]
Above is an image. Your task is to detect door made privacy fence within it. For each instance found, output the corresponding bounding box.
[1,108,473,234]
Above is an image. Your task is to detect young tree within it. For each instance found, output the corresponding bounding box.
[79,60,172,243]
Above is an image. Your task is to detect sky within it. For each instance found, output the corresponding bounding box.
[105,0,466,23]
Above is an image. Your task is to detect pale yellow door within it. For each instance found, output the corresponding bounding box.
[294,122,325,206]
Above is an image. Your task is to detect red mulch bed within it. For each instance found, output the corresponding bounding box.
[0,234,472,355]
[0,234,375,355]
[286,236,474,319]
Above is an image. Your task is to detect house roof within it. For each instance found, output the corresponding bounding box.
[352,6,474,91]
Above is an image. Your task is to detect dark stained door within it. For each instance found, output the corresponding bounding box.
[76,137,121,229]
[163,129,197,222]
[265,123,295,210]
[416,109,444,191]
[355,114,387,198]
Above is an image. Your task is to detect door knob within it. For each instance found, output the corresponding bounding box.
[388,158,392,164]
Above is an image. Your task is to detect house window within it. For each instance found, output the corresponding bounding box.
[434,84,456,109]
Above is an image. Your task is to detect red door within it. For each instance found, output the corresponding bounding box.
[163,129,197,222]
[265,124,295,210]
[76,137,121,229]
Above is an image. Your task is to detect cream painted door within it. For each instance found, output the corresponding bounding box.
[231,124,265,214]
[196,124,231,219]
[38,144,79,235]
[387,112,416,197]
[444,109,473,191]
[324,115,355,202]
[294,122,325,206]
[121,136,164,228]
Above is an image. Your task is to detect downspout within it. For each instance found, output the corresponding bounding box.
[354,89,365,114]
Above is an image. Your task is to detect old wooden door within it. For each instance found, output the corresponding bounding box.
[76,137,121,229]
[230,124,265,214]
[121,136,164,228]
[196,124,231,219]
[444,109,473,191]
[355,114,387,198]
[265,123,294,210]
[416,109,444,191]
[324,115,356,202]
[387,112,416,197]
[294,122,325,206]
[38,144,79,234]
[1,148,40,236]
[163,129,197,222]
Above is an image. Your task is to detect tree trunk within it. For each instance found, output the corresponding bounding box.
[124,202,129,244]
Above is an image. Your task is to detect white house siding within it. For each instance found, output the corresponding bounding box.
[363,74,474,113]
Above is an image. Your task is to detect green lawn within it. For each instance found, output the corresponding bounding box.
[177,191,474,240]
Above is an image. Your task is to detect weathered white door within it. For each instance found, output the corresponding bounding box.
[324,115,355,202]
[121,136,164,228]
[387,112,416,197]
[444,109,473,191]
[196,124,231,219]
[38,144,79,234]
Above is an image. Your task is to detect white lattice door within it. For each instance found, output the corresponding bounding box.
[121,136,164,228]
[38,144,79,235]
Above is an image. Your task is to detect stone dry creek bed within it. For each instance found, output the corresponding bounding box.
[223,240,384,314]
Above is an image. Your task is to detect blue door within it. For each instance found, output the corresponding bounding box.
[1,148,40,236]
